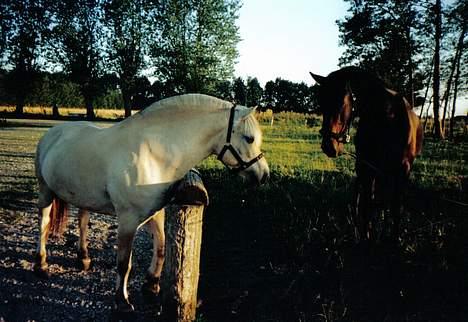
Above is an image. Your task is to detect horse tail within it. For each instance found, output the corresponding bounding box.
[49,197,69,237]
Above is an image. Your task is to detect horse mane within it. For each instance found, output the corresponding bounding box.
[132,93,261,141]
[327,67,406,116]
[327,66,388,95]
[141,93,232,115]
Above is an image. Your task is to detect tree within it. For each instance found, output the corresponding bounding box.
[337,0,425,99]
[105,0,151,118]
[151,0,241,95]
[432,0,443,138]
[50,0,106,120]
[214,80,233,101]
[232,77,247,105]
[246,77,263,107]
[447,0,467,137]
[259,78,315,113]
[262,80,276,110]
[1,0,51,115]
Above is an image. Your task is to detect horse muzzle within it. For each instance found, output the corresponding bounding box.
[321,139,342,158]
[240,158,270,186]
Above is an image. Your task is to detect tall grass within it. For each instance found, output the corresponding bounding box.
[0,111,466,321]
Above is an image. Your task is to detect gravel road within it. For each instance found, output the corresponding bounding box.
[0,206,164,321]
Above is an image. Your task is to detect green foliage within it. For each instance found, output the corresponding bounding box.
[104,0,151,116]
[0,0,52,114]
[337,0,423,96]
[151,0,242,95]
[0,115,466,321]
[49,0,108,118]
[261,78,318,113]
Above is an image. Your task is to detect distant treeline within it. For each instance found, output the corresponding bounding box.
[0,0,320,119]
[0,69,318,113]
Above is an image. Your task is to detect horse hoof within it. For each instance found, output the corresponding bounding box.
[109,307,136,321]
[78,257,92,271]
[114,300,135,313]
[33,265,50,279]
[141,282,160,299]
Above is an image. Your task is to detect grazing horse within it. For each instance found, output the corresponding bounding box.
[310,67,423,242]
[33,94,270,312]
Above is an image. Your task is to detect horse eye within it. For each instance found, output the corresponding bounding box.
[244,136,254,144]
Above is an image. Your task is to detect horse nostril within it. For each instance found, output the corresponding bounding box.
[260,172,269,185]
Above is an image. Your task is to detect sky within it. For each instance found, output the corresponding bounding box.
[234,0,467,115]
[234,0,349,86]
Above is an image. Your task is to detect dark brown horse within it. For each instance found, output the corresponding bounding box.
[310,67,423,242]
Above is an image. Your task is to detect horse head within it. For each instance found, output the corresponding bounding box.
[217,105,270,185]
[310,71,355,158]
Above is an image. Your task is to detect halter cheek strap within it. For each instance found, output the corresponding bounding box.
[217,105,264,172]
[321,88,356,144]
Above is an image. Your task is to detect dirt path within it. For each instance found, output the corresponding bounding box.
[0,206,166,321]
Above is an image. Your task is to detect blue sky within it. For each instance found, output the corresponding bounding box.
[234,0,349,86]
[234,0,467,115]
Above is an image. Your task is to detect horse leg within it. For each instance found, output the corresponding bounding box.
[142,209,165,300]
[355,174,375,242]
[34,183,54,278]
[114,213,139,313]
[390,171,407,242]
[77,209,91,271]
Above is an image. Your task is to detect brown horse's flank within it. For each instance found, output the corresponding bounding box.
[49,197,69,237]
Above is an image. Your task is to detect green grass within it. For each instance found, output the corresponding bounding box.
[1,115,467,321]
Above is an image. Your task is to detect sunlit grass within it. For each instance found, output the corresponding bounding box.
[0,105,130,119]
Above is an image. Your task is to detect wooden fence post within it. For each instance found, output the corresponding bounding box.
[162,169,209,322]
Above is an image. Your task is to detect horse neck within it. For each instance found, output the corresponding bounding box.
[351,82,390,120]
[126,107,229,172]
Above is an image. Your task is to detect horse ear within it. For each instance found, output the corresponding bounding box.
[235,106,255,124]
[310,72,326,85]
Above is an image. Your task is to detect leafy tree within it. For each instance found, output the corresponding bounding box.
[105,0,152,117]
[213,80,233,101]
[232,77,247,105]
[337,0,425,101]
[49,0,107,120]
[246,77,263,107]
[1,0,51,115]
[260,78,316,113]
[151,0,241,94]
[262,80,276,110]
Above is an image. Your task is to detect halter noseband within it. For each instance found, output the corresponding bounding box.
[217,105,264,172]
[320,88,357,144]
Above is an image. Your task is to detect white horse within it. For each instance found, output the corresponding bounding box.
[33,94,269,312]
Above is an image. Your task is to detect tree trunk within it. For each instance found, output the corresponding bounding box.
[406,25,414,107]
[122,90,132,118]
[52,103,59,118]
[449,26,466,138]
[441,28,463,135]
[15,93,25,116]
[85,97,95,120]
[419,62,433,119]
[432,0,443,139]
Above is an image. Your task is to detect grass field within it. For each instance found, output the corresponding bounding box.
[0,113,467,321]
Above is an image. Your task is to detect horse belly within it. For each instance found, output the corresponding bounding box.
[39,129,115,214]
